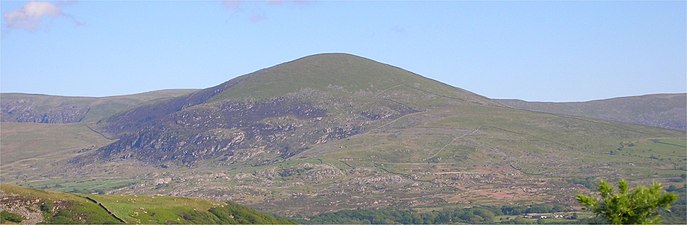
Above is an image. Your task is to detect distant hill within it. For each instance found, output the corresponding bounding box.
[0,184,292,224]
[497,94,686,131]
[0,89,197,124]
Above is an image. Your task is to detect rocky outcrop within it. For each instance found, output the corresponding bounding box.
[74,91,418,166]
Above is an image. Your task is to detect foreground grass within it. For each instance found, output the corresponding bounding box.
[0,184,292,224]
[0,184,122,224]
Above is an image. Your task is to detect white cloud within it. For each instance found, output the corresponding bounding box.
[3,1,79,31]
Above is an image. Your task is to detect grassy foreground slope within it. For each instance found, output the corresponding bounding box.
[0,184,123,224]
[0,184,292,224]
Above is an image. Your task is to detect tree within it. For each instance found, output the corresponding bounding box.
[577,179,677,224]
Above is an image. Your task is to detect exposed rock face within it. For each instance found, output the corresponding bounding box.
[90,97,326,164]
[81,94,415,165]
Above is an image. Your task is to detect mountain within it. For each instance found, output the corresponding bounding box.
[497,94,686,131]
[0,184,292,224]
[3,53,684,218]
[0,89,196,124]
[81,53,495,165]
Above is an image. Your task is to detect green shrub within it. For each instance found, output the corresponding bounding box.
[0,211,24,223]
[577,179,677,224]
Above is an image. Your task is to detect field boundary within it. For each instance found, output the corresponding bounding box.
[83,196,127,223]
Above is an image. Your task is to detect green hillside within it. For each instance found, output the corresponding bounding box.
[0,184,292,224]
[210,53,492,105]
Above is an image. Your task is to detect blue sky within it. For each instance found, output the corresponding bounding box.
[1,1,685,102]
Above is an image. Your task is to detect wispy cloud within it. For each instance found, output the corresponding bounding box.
[3,1,81,31]
[222,0,242,11]
[391,25,407,35]
[249,13,266,23]
[220,0,314,22]
[267,0,283,6]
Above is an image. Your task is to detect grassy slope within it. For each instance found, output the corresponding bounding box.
[497,93,687,131]
[0,122,112,165]
[0,123,115,185]
[0,184,123,224]
[211,53,493,105]
[1,89,197,123]
[0,184,292,224]
[88,194,292,224]
[0,123,141,195]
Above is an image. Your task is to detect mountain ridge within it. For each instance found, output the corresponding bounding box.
[497,93,686,131]
[0,89,197,124]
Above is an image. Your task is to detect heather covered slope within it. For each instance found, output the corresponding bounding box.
[0,89,196,123]
[497,93,687,131]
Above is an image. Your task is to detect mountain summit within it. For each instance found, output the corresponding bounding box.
[81,53,494,165]
[207,53,491,102]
